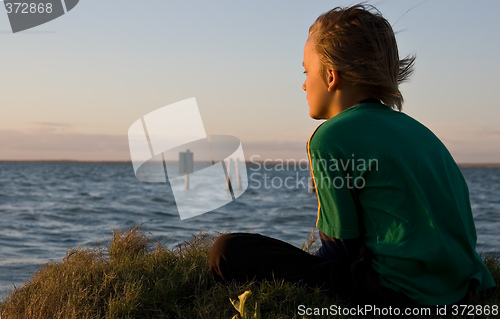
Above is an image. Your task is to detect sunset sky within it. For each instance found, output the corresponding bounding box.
[1,0,499,163]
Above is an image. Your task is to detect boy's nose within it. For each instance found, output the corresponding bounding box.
[302,81,306,91]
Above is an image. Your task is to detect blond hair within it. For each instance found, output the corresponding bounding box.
[309,4,415,110]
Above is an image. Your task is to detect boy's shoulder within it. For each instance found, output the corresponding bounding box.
[311,103,395,139]
[309,102,438,151]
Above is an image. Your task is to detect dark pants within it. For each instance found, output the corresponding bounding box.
[209,233,416,306]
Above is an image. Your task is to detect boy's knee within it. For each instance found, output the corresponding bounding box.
[209,233,242,282]
[209,233,252,259]
[210,233,237,259]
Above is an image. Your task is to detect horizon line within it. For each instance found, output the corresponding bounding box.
[1,160,500,168]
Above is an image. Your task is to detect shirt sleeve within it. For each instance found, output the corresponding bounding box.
[309,148,361,239]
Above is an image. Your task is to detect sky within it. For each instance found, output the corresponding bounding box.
[1,0,499,163]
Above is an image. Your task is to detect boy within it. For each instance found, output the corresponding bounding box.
[209,4,495,305]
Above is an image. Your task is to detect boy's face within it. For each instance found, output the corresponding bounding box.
[302,33,331,119]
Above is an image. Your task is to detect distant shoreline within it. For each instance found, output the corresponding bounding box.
[0,160,500,168]
[458,163,500,168]
[0,160,132,165]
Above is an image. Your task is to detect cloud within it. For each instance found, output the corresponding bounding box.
[242,140,308,161]
[243,140,307,151]
[28,122,74,134]
[0,129,130,161]
[0,128,312,162]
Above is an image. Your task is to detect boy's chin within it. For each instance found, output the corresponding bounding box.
[309,112,328,120]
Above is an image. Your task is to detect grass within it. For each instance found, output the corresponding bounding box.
[0,228,499,319]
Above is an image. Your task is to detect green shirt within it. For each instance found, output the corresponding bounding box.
[307,102,495,305]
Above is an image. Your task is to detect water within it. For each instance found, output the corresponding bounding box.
[0,162,499,298]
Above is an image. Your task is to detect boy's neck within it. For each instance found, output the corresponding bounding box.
[327,84,372,119]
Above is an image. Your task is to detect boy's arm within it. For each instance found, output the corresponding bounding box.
[315,231,361,263]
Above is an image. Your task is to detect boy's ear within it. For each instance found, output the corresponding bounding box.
[326,68,340,92]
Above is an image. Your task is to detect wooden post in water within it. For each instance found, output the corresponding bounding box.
[235,158,242,190]
[226,158,232,191]
[179,149,194,190]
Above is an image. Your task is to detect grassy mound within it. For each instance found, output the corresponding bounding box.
[1,228,499,319]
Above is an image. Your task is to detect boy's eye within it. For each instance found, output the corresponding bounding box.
[303,71,307,75]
